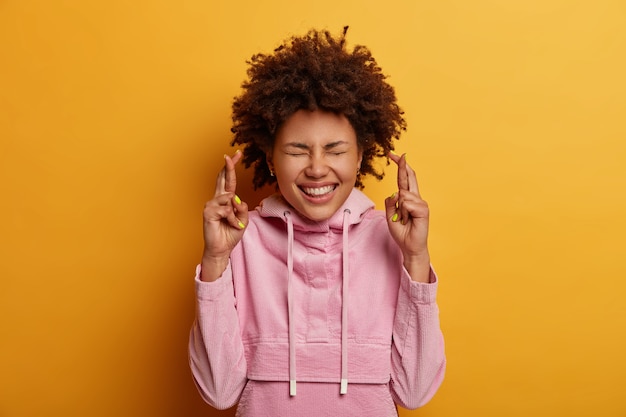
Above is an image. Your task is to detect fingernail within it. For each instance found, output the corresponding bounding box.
[389,192,397,199]
[390,150,398,156]
[238,221,245,229]
[234,195,242,204]
[391,213,398,222]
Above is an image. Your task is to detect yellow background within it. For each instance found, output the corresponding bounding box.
[1,1,625,416]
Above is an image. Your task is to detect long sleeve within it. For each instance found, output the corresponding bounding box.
[188,263,248,410]
[390,267,446,409]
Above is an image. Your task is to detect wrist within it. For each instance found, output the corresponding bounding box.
[403,251,431,283]
[200,253,230,282]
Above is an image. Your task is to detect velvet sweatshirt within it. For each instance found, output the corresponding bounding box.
[189,189,446,416]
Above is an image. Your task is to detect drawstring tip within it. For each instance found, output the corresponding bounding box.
[290,380,297,396]
[340,378,348,394]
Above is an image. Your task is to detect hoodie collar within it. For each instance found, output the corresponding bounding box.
[256,188,375,232]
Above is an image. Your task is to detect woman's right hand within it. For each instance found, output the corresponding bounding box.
[201,150,249,282]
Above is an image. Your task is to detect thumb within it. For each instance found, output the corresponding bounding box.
[235,196,250,227]
[384,192,399,222]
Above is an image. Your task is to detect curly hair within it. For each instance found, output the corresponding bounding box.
[230,26,407,189]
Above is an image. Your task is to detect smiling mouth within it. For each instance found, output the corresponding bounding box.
[300,185,337,197]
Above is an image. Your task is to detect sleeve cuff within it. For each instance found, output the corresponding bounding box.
[194,263,234,301]
[401,265,439,304]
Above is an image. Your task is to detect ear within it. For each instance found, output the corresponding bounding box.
[356,149,363,171]
[266,151,273,170]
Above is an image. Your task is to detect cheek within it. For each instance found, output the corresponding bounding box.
[275,161,300,179]
[337,159,360,178]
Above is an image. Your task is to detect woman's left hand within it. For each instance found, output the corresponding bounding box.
[385,152,431,282]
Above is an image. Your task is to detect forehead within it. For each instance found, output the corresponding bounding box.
[275,109,357,146]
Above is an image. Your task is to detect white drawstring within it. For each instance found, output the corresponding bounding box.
[284,209,351,396]
[285,211,297,396]
[340,209,350,394]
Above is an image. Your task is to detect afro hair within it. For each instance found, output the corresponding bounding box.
[230,26,407,189]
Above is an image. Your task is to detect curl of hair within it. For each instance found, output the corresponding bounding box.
[230,26,407,189]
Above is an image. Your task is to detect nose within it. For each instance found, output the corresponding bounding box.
[305,154,329,178]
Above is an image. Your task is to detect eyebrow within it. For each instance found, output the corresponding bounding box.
[283,141,350,150]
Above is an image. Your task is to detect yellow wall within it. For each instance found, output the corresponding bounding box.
[1,1,625,416]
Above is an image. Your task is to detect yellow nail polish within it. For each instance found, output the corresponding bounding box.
[238,221,245,229]
[390,192,397,199]
[234,195,242,204]
[391,213,398,222]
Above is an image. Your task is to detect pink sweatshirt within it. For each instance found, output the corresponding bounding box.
[189,189,446,416]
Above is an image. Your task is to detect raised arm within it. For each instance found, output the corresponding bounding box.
[189,150,249,409]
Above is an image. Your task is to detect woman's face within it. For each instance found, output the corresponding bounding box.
[269,109,363,222]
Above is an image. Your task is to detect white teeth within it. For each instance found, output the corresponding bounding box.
[302,185,335,196]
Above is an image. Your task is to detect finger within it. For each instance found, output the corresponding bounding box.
[204,196,245,230]
[224,210,246,230]
[233,195,249,228]
[223,151,241,194]
[384,192,399,222]
[230,149,243,165]
[390,151,422,197]
[404,159,421,198]
[387,152,409,190]
[204,193,235,220]
[394,189,416,225]
[388,150,402,165]
[214,166,227,197]
[394,153,409,191]
[223,194,250,230]
[398,191,429,220]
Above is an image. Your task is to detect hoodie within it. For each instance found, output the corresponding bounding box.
[189,189,446,415]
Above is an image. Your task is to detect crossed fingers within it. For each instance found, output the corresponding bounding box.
[214,150,242,197]
[387,152,427,225]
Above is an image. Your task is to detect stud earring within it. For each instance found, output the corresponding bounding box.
[270,169,275,177]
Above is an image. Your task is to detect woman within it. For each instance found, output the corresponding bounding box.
[189,27,445,417]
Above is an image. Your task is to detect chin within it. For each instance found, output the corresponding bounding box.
[298,205,338,222]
